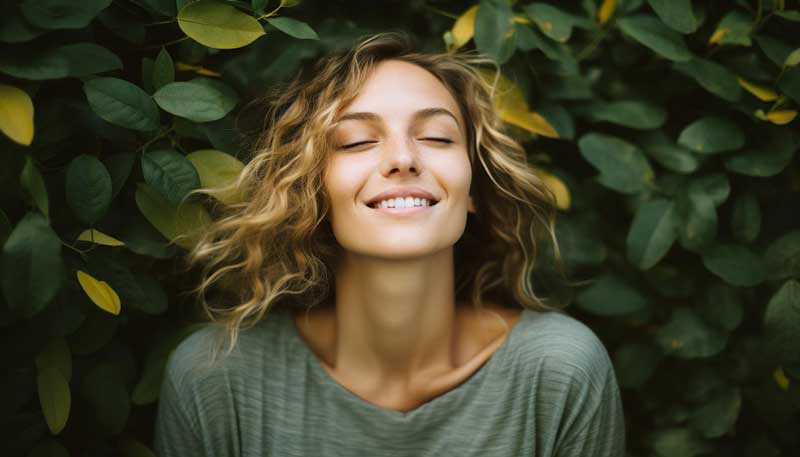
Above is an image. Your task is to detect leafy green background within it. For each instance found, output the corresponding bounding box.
[1,0,799,456]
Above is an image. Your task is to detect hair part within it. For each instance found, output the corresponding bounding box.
[177,31,575,368]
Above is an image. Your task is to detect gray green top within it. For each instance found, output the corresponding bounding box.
[153,307,626,456]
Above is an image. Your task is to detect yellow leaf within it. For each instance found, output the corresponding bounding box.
[766,110,797,125]
[538,170,570,210]
[774,366,790,391]
[737,77,779,101]
[175,61,222,77]
[135,182,212,250]
[185,149,246,205]
[598,0,616,25]
[76,270,121,315]
[77,228,125,246]
[451,5,478,51]
[478,69,560,138]
[0,83,34,146]
[501,110,560,138]
[177,0,265,50]
[708,28,729,45]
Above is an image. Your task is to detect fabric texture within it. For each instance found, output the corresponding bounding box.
[153,307,626,456]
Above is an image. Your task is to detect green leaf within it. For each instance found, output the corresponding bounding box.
[764,231,800,281]
[135,182,211,250]
[731,191,760,243]
[688,173,730,207]
[785,48,800,67]
[777,66,800,104]
[68,306,118,355]
[21,0,112,30]
[104,152,136,199]
[689,387,742,438]
[0,9,48,43]
[673,57,742,102]
[1,212,65,318]
[585,99,667,129]
[652,427,712,457]
[724,125,797,177]
[702,243,766,287]
[0,42,122,80]
[83,77,160,131]
[20,156,49,218]
[763,280,800,367]
[647,0,698,33]
[27,439,70,457]
[153,78,238,122]
[697,282,743,332]
[755,34,794,67]
[677,116,744,154]
[577,133,655,194]
[523,3,574,42]
[713,10,753,47]
[613,343,662,389]
[37,366,71,435]
[626,198,680,270]
[65,154,113,226]
[474,0,516,65]
[616,14,692,62]
[141,149,201,206]
[655,307,728,358]
[637,130,699,174]
[576,274,649,316]
[186,149,246,205]
[152,47,174,90]
[676,188,717,252]
[265,17,319,40]
[177,0,265,49]
[35,337,72,382]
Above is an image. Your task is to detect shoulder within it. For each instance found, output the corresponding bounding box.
[513,309,616,395]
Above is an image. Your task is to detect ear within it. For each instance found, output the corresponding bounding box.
[468,195,477,214]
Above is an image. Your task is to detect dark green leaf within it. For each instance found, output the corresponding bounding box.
[153,78,238,122]
[576,274,649,316]
[1,212,65,318]
[20,156,49,218]
[655,307,728,358]
[613,343,662,389]
[65,154,112,226]
[673,57,742,102]
[677,116,744,154]
[713,10,753,46]
[0,42,122,80]
[689,387,742,438]
[578,133,655,194]
[763,280,800,368]
[724,126,797,177]
[697,282,743,332]
[152,47,174,90]
[637,130,699,174]
[83,77,160,131]
[702,243,766,287]
[523,3,574,42]
[676,189,717,251]
[141,149,201,206]
[731,191,760,243]
[616,14,692,62]
[647,0,699,33]
[21,0,112,30]
[265,17,319,40]
[764,231,800,281]
[585,99,667,129]
[626,198,680,269]
[474,0,516,65]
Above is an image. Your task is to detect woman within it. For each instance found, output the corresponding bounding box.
[154,31,626,456]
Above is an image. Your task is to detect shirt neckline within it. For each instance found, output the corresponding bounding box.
[283,307,533,420]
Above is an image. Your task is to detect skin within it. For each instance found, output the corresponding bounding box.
[293,59,521,413]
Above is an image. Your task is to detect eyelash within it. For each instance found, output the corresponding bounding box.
[341,138,454,149]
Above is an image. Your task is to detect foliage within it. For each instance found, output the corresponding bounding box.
[0,0,799,456]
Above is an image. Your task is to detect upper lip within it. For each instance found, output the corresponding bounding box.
[365,186,440,206]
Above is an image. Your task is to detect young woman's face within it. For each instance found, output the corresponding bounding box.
[323,59,475,259]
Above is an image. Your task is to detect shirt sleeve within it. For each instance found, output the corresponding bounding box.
[153,372,208,457]
[548,318,627,457]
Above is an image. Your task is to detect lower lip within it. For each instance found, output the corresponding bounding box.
[367,203,437,215]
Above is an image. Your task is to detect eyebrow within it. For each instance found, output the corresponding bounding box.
[334,107,461,130]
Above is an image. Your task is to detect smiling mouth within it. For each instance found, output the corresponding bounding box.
[366,200,440,209]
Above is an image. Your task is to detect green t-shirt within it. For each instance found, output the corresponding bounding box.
[153,307,626,456]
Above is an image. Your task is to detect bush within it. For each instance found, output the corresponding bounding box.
[0,0,798,456]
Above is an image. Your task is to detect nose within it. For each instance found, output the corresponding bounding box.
[381,135,421,177]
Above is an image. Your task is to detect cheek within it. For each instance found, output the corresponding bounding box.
[323,156,368,209]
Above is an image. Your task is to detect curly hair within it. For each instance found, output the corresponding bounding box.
[178,31,573,366]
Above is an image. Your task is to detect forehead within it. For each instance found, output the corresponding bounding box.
[334,59,463,128]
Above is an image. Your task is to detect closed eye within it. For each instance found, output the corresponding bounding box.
[341,138,453,149]
[422,138,454,143]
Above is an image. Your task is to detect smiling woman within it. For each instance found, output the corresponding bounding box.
[154,31,625,456]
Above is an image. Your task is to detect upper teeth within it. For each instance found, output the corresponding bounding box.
[371,197,433,208]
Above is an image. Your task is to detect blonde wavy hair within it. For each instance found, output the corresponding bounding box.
[179,31,573,365]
